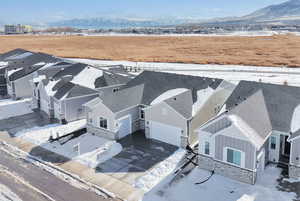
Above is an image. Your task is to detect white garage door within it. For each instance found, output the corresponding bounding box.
[118,115,132,139]
[40,98,49,114]
[150,121,182,147]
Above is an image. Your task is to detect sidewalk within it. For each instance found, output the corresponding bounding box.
[0,131,144,201]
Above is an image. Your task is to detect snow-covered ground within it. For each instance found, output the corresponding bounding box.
[16,121,122,168]
[15,120,87,140]
[135,149,186,192]
[68,58,300,87]
[0,183,23,201]
[142,165,296,201]
[0,98,32,120]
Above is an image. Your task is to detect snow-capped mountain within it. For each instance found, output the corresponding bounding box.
[201,0,300,25]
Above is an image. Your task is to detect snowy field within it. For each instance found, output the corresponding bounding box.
[66,31,297,37]
[16,120,122,168]
[68,58,300,87]
[0,98,32,120]
[143,165,296,201]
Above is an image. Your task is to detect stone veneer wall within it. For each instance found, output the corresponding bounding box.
[289,165,300,179]
[198,154,256,184]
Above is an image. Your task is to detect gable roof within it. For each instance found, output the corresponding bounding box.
[99,84,145,113]
[228,90,272,148]
[96,71,223,114]
[52,63,87,80]
[53,81,99,100]
[225,80,300,133]
[0,49,31,61]
[123,71,223,106]
[8,52,60,81]
[164,89,194,119]
[94,70,133,88]
[200,90,272,149]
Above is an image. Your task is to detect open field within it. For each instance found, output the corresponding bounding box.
[1,34,300,67]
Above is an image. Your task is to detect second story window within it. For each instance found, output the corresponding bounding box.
[99,117,108,129]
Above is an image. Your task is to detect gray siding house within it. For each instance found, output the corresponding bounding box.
[33,63,133,123]
[0,49,33,97]
[197,90,272,184]
[84,71,235,148]
[5,52,60,99]
[197,80,300,183]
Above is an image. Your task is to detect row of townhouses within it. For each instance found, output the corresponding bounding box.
[1,48,300,185]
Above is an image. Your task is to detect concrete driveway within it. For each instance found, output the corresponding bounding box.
[96,131,178,185]
[0,110,57,136]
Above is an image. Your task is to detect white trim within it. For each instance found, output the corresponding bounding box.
[223,147,245,168]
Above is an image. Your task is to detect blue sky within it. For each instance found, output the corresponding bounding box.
[0,0,288,23]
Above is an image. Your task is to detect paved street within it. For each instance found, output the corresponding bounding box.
[0,149,119,201]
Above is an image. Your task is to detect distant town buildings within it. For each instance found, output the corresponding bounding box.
[4,24,32,35]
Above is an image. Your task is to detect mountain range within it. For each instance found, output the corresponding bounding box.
[200,0,300,25]
[48,0,300,29]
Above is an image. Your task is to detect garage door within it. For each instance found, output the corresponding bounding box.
[40,98,49,114]
[150,121,182,147]
[118,115,132,139]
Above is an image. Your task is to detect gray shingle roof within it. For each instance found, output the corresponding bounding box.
[8,52,60,81]
[100,84,145,113]
[0,49,30,61]
[225,80,300,133]
[52,63,87,80]
[228,90,272,147]
[164,89,193,119]
[94,71,133,88]
[123,71,223,105]
[53,81,98,100]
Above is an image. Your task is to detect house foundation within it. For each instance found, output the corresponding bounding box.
[198,154,256,184]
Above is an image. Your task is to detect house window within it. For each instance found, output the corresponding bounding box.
[270,136,276,150]
[140,108,145,119]
[99,117,108,129]
[204,141,210,155]
[226,148,242,166]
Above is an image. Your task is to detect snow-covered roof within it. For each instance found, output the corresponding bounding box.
[0,62,8,67]
[7,68,22,77]
[151,88,189,105]
[192,87,215,116]
[71,66,103,89]
[6,52,33,60]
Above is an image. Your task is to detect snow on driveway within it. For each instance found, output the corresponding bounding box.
[135,149,186,192]
[143,165,296,201]
[16,120,122,168]
[0,98,32,120]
